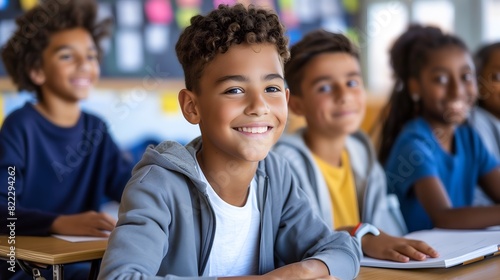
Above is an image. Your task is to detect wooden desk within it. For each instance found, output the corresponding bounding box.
[0,236,107,280]
[357,255,500,279]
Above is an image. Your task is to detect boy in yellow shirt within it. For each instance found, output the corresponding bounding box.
[274,30,438,262]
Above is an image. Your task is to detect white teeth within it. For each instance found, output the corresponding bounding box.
[72,79,91,86]
[237,126,269,134]
[449,101,465,110]
[451,101,465,109]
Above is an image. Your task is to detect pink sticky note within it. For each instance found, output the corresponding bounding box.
[177,0,201,8]
[280,10,299,29]
[255,0,275,10]
[145,0,173,24]
[213,0,236,7]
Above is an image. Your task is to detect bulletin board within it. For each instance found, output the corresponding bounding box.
[0,0,360,79]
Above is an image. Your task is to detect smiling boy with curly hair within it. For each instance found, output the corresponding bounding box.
[98,4,361,280]
[0,0,133,279]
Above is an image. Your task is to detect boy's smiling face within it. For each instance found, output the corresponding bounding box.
[291,52,365,138]
[30,27,99,102]
[181,43,289,163]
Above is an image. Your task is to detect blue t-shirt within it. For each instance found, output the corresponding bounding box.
[384,117,499,232]
[0,102,133,235]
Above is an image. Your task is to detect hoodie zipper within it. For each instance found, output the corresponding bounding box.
[258,176,269,274]
[199,193,216,276]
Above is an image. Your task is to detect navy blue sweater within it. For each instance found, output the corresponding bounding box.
[0,102,133,236]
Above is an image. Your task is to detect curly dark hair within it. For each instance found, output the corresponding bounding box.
[1,0,112,99]
[175,3,289,92]
[285,29,359,96]
[474,42,500,108]
[378,24,468,164]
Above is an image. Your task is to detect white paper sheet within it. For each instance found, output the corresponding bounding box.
[52,234,109,243]
[361,229,500,269]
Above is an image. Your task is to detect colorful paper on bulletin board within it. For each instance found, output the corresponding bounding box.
[0,20,16,46]
[255,0,274,10]
[116,30,144,72]
[0,0,8,11]
[160,92,179,114]
[213,0,236,7]
[343,0,359,14]
[319,0,341,17]
[176,7,200,29]
[177,0,201,8]
[321,17,347,33]
[145,24,169,53]
[278,0,293,10]
[280,10,299,29]
[145,0,173,24]
[237,0,251,7]
[345,27,359,45]
[20,0,37,11]
[117,0,143,27]
[97,3,113,23]
[295,0,318,23]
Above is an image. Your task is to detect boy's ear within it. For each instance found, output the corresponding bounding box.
[29,68,46,86]
[288,94,305,116]
[178,89,200,124]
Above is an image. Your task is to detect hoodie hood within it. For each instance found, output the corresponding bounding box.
[134,136,204,190]
[275,128,408,235]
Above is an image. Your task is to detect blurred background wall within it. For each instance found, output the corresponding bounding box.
[0,0,498,155]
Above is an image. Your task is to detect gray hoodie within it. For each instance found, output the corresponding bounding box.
[273,129,408,236]
[98,137,362,280]
[468,106,500,206]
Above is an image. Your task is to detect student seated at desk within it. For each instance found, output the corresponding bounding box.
[273,30,438,263]
[378,25,500,233]
[98,4,361,280]
[0,0,133,279]
[469,42,500,205]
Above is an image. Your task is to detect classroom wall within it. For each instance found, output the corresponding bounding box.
[0,0,360,152]
[1,0,497,152]
[0,79,199,150]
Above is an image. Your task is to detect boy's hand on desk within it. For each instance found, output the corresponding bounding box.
[262,260,339,280]
[362,231,439,262]
[50,211,117,237]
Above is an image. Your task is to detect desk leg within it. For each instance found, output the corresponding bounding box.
[88,259,101,280]
[53,264,63,280]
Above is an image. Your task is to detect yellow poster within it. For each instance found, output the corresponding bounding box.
[160,92,179,114]
[20,0,38,11]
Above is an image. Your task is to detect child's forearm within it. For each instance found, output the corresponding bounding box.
[428,205,500,229]
[219,260,334,280]
[264,259,332,280]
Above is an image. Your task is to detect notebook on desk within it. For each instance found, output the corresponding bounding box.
[361,229,500,269]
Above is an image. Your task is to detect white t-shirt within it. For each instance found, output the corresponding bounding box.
[195,157,260,277]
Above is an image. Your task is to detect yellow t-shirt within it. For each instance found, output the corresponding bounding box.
[312,150,360,228]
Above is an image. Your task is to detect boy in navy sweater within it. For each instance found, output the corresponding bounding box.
[0,0,133,279]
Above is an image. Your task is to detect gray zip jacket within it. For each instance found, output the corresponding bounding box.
[273,129,407,236]
[468,106,500,205]
[98,137,361,280]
